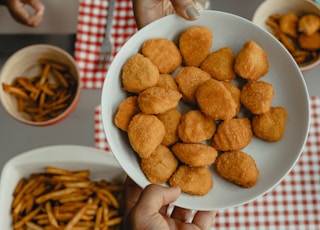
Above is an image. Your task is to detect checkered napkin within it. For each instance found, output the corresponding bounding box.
[75,0,137,89]
[94,96,320,229]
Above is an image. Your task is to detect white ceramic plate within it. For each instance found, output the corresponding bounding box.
[0,145,125,229]
[101,10,310,210]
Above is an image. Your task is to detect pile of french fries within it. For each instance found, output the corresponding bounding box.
[2,59,78,122]
[11,166,123,230]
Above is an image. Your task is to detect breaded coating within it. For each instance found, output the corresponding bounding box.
[178,110,216,143]
[222,81,241,115]
[114,96,140,131]
[127,113,165,158]
[200,47,236,81]
[213,117,253,151]
[122,53,159,93]
[252,106,287,142]
[215,151,259,188]
[169,165,213,195]
[142,38,182,73]
[196,79,237,120]
[172,143,218,167]
[234,40,269,81]
[138,86,182,114]
[141,145,178,183]
[240,81,274,115]
[175,66,211,104]
[157,108,182,146]
[156,74,179,91]
[179,26,213,67]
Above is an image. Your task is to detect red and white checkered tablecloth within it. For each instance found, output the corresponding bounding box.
[75,0,137,89]
[94,96,320,229]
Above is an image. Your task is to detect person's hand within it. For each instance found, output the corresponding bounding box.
[2,0,45,27]
[132,0,200,29]
[122,177,216,230]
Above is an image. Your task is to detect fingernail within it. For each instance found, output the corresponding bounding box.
[186,6,200,19]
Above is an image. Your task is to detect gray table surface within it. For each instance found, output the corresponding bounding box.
[0,0,319,172]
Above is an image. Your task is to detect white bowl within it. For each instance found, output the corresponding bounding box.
[101,11,310,210]
[0,44,81,126]
[252,0,320,72]
[0,145,125,230]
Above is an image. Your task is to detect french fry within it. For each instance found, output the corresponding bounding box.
[2,59,78,122]
[11,167,123,229]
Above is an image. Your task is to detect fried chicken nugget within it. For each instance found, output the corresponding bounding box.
[157,108,182,146]
[172,143,218,167]
[138,86,182,114]
[122,53,159,93]
[215,151,259,188]
[127,113,165,158]
[222,81,241,115]
[156,74,179,91]
[169,165,213,195]
[179,26,213,67]
[212,117,253,151]
[141,38,182,74]
[175,66,211,104]
[177,110,216,143]
[196,79,237,120]
[252,106,287,142]
[200,47,236,81]
[114,96,140,131]
[240,81,274,115]
[234,40,269,81]
[141,144,179,183]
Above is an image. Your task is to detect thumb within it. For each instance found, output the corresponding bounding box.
[136,184,181,211]
[170,0,200,20]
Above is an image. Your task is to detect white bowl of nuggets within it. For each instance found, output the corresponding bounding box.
[0,145,125,230]
[101,11,310,210]
[252,0,320,71]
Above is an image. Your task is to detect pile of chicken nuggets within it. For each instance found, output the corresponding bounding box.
[114,26,288,196]
[266,13,320,65]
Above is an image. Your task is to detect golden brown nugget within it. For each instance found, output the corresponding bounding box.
[141,38,182,74]
[138,86,182,114]
[298,14,320,36]
[200,47,236,81]
[121,53,159,93]
[240,81,274,115]
[252,106,287,142]
[177,110,216,143]
[172,143,218,167]
[114,96,140,131]
[222,81,241,115]
[213,117,253,151]
[127,113,165,158]
[234,40,269,81]
[156,73,179,91]
[196,79,237,120]
[175,66,211,104]
[157,108,182,146]
[141,145,179,183]
[215,151,259,188]
[179,26,213,67]
[169,165,213,195]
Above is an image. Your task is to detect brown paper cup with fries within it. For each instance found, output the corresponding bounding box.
[0,44,81,126]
